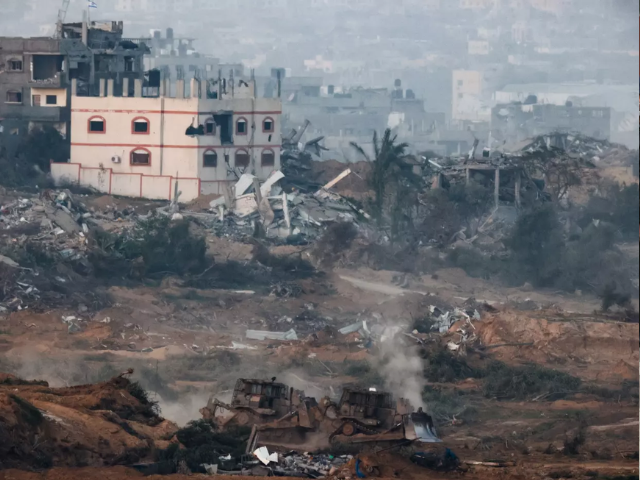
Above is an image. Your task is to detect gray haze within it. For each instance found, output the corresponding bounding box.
[1,0,638,151]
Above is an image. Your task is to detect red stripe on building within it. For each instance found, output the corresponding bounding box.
[71,109,282,115]
[71,143,282,149]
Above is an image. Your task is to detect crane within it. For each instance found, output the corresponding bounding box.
[54,0,71,38]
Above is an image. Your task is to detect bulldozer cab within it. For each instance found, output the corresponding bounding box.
[232,379,290,411]
[338,388,396,427]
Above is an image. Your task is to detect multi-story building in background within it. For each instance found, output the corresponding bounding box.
[0,19,150,154]
[52,77,281,201]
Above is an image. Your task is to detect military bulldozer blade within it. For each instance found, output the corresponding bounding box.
[405,411,441,443]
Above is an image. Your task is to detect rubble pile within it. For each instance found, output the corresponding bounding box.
[0,190,141,312]
[246,450,353,478]
[207,169,369,242]
[516,133,631,163]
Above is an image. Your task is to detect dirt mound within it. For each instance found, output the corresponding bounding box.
[476,311,639,381]
[0,371,177,470]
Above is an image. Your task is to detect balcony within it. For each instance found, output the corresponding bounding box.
[28,74,64,88]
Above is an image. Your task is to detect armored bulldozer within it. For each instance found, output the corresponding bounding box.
[201,379,440,453]
[200,378,295,428]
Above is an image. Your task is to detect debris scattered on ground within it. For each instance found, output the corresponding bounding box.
[245,329,299,341]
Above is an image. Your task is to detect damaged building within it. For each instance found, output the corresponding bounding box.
[0,36,68,153]
[0,18,150,154]
[59,20,150,97]
[51,76,281,201]
[491,102,612,145]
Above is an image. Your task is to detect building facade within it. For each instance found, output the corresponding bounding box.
[0,20,149,154]
[52,78,281,201]
[0,37,68,152]
[491,103,611,145]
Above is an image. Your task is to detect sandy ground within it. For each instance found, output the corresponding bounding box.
[1,188,638,479]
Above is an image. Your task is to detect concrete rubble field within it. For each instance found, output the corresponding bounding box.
[0,131,638,480]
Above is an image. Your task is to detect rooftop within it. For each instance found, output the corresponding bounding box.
[498,82,636,95]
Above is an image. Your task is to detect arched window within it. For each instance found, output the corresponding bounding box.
[88,116,106,134]
[204,118,217,135]
[131,117,150,134]
[235,149,250,168]
[262,117,275,133]
[203,149,218,168]
[261,149,275,168]
[5,90,22,104]
[236,117,248,136]
[130,148,151,166]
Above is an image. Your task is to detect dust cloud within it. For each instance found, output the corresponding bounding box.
[156,392,212,427]
[375,328,426,410]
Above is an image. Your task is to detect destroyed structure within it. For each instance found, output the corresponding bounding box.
[51,76,282,201]
[0,18,150,154]
[491,102,612,145]
[59,20,150,97]
[0,36,68,153]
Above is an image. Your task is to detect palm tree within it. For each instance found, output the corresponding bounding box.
[350,129,410,224]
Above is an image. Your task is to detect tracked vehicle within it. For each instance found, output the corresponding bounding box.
[201,379,440,453]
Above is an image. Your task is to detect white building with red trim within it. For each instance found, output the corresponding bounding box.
[52,78,282,202]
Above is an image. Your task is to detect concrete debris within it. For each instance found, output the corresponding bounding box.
[315,168,352,199]
[209,169,364,241]
[340,275,427,297]
[339,320,368,335]
[230,342,258,350]
[246,329,299,341]
[260,170,285,197]
[45,206,81,234]
[275,452,351,478]
[253,447,279,466]
[202,464,218,475]
[0,254,19,268]
[234,173,257,197]
[234,194,259,218]
[271,282,303,298]
[429,306,478,333]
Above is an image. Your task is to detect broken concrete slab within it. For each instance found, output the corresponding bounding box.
[209,196,226,209]
[258,196,275,228]
[234,174,257,197]
[254,447,279,466]
[45,207,81,234]
[339,321,368,335]
[234,194,259,217]
[339,276,428,297]
[245,329,298,341]
[0,255,19,268]
[260,170,285,197]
